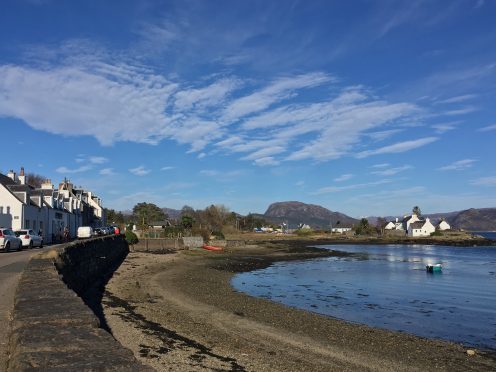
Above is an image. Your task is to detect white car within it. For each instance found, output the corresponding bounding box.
[0,228,23,252]
[15,229,43,248]
[77,226,94,239]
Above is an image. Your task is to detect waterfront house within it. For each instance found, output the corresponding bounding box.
[0,168,105,243]
[407,218,436,237]
[437,220,451,231]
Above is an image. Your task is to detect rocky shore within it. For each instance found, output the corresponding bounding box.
[102,241,496,371]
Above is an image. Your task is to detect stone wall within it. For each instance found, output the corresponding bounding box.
[130,238,185,253]
[8,236,152,371]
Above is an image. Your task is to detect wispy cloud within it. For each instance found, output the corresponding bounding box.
[161,166,175,171]
[99,168,116,176]
[470,176,496,186]
[56,165,92,174]
[371,165,412,176]
[129,166,150,176]
[89,156,108,164]
[435,94,476,104]
[356,137,438,158]
[313,179,391,195]
[439,159,477,171]
[478,124,496,132]
[334,174,353,182]
[432,121,460,134]
[371,163,390,168]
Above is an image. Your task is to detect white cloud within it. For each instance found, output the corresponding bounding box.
[129,166,150,176]
[334,174,353,182]
[470,176,496,186]
[313,179,392,195]
[478,124,496,132]
[56,165,92,174]
[371,165,412,176]
[432,121,460,134]
[161,166,175,171]
[356,137,438,158]
[371,163,390,168]
[254,157,280,167]
[89,156,109,164]
[435,94,476,104]
[439,159,476,171]
[99,168,116,176]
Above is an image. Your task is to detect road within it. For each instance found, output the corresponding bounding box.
[0,247,49,372]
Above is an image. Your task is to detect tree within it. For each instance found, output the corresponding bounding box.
[132,202,166,227]
[354,218,375,236]
[412,206,422,216]
[26,173,47,188]
[105,208,126,224]
[376,217,387,235]
[181,215,194,229]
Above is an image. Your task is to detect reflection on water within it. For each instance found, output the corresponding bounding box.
[231,244,496,350]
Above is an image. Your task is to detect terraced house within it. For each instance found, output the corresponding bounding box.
[0,167,105,243]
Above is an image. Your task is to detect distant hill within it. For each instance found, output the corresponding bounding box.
[263,201,358,228]
[449,208,496,231]
[369,208,496,231]
[162,207,181,220]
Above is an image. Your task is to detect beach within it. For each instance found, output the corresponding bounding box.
[102,241,496,371]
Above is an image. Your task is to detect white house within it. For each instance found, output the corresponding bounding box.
[0,168,105,243]
[408,218,436,237]
[384,218,403,230]
[437,220,451,231]
[332,226,353,233]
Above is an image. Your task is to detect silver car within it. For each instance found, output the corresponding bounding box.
[15,229,43,248]
[0,228,23,251]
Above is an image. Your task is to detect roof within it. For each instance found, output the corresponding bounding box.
[0,173,16,186]
[410,221,425,229]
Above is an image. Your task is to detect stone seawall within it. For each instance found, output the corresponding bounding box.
[7,236,152,371]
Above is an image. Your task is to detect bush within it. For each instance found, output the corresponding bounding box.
[211,230,225,240]
[125,230,139,245]
[294,228,313,237]
[430,230,443,237]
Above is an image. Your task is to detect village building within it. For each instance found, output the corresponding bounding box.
[408,218,436,237]
[437,220,451,231]
[0,168,105,243]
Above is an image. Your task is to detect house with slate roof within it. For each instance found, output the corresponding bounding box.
[407,218,436,237]
[0,167,105,243]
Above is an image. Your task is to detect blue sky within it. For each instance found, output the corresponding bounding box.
[1,0,495,217]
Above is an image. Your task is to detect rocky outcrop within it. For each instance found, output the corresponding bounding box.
[8,236,152,371]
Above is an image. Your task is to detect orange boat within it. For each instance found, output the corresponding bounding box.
[202,244,223,251]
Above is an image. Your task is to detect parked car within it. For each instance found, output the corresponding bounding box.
[15,229,43,248]
[93,228,103,236]
[77,226,94,239]
[0,228,23,251]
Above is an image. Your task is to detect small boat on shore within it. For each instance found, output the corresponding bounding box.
[426,263,442,273]
[202,244,224,251]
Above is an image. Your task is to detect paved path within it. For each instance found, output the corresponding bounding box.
[0,247,49,371]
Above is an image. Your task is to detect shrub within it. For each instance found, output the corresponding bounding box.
[430,230,443,237]
[211,230,225,240]
[294,228,313,237]
[125,230,139,245]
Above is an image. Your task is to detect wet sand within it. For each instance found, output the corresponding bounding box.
[102,242,496,371]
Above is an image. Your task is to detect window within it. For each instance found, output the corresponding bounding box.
[6,206,10,214]
[25,220,30,228]
[0,206,3,214]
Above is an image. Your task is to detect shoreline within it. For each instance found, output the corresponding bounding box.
[103,241,496,371]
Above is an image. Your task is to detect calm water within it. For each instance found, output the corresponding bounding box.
[473,231,496,240]
[231,244,496,349]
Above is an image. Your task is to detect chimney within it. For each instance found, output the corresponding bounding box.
[7,170,17,183]
[41,179,53,190]
[19,167,26,185]
[395,217,398,223]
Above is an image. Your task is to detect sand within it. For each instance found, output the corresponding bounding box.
[102,242,496,371]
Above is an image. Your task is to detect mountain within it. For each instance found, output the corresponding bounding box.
[449,208,496,231]
[162,207,182,220]
[263,201,358,228]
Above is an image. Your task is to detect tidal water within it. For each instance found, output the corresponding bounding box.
[474,231,496,240]
[231,244,496,349]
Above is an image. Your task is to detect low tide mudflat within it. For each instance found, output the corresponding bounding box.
[102,241,496,371]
